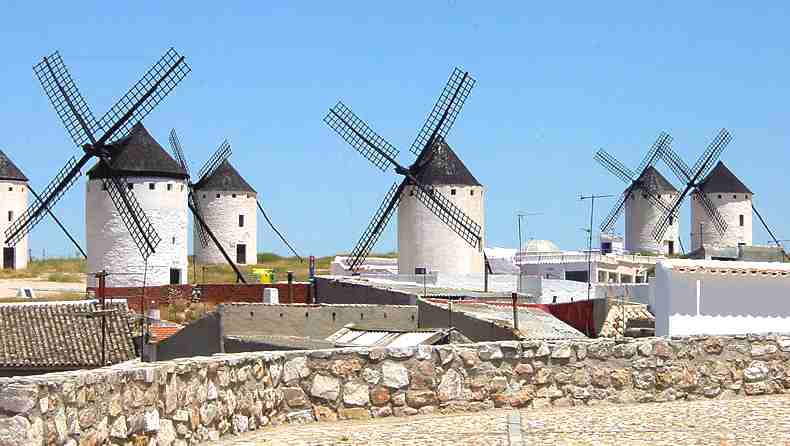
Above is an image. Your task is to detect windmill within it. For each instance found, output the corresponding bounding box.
[4,49,190,266]
[594,133,681,255]
[324,67,482,274]
[653,128,732,248]
[168,129,247,283]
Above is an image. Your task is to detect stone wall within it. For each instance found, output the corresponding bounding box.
[1,334,789,445]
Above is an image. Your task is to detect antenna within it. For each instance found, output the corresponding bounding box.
[580,194,615,300]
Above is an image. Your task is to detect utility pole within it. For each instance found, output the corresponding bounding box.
[516,212,543,254]
[579,194,615,300]
[95,270,108,366]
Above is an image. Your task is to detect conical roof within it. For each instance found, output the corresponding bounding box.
[698,161,752,194]
[87,123,188,180]
[633,166,677,193]
[194,159,256,193]
[0,150,28,182]
[414,140,481,186]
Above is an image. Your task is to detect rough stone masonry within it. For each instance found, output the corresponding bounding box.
[1,334,789,445]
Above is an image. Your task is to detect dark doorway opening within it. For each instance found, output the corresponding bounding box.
[236,244,247,264]
[3,247,15,270]
[667,241,675,255]
[169,268,181,285]
[565,270,588,283]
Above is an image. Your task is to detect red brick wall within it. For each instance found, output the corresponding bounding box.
[89,282,311,313]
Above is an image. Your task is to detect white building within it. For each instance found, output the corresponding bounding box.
[0,150,29,270]
[86,124,189,287]
[397,141,484,276]
[654,259,790,336]
[691,161,752,250]
[625,166,680,255]
[193,160,257,265]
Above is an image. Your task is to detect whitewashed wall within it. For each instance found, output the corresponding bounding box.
[86,177,188,287]
[519,276,651,304]
[0,180,28,269]
[193,190,257,265]
[691,193,752,249]
[624,191,679,255]
[397,184,484,275]
[654,259,790,336]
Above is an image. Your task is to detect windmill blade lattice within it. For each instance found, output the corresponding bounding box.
[324,102,400,172]
[410,68,475,156]
[168,129,209,248]
[412,183,481,249]
[600,191,629,234]
[34,53,99,147]
[102,175,161,260]
[95,48,191,145]
[197,140,231,183]
[347,181,404,270]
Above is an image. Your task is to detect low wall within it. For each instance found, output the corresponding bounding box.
[92,283,311,313]
[315,277,415,305]
[2,335,789,444]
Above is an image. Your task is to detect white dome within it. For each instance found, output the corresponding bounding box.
[524,239,560,253]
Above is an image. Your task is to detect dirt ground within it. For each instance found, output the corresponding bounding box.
[0,277,86,299]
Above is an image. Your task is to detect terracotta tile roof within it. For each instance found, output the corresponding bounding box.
[149,324,184,343]
[0,301,136,369]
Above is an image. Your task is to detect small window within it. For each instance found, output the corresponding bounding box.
[167,183,173,191]
[669,216,674,225]
[470,190,474,196]
[149,183,155,190]
[7,187,11,192]
[642,194,648,199]
[101,183,107,191]
[7,211,12,222]
[451,189,456,195]
[717,194,722,199]
[739,215,744,227]
[733,195,737,199]
[216,193,220,199]
[232,194,237,198]
[172,236,176,245]
[202,194,206,199]
[409,190,414,196]
[238,215,245,227]
[127,183,134,190]
[180,185,184,191]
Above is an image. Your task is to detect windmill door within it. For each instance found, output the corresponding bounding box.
[169,268,181,285]
[2,248,14,270]
[236,244,247,264]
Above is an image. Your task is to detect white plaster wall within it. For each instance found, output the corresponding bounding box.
[654,259,790,336]
[519,276,650,304]
[86,177,188,287]
[624,191,679,255]
[193,190,257,265]
[0,180,28,269]
[690,193,752,250]
[397,184,484,275]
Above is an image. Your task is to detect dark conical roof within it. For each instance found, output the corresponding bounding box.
[87,123,188,180]
[633,166,677,193]
[0,150,28,182]
[194,159,256,193]
[699,161,752,194]
[414,140,481,186]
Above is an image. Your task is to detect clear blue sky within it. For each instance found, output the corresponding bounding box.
[1,2,788,258]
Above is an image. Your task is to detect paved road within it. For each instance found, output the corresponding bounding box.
[208,394,790,445]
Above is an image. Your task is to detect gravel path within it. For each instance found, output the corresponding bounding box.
[207,394,790,445]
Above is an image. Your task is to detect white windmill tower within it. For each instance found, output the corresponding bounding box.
[324,68,483,276]
[690,161,752,250]
[86,124,189,287]
[192,159,258,265]
[0,150,29,270]
[397,140,484,275]
[595,133,680,255]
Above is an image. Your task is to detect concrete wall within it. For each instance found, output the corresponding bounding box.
[520,276,651,305]
[417,299,518,342]
[0,180,28,269]
[86,177,188,287]
[154,312,222,361]
[219,303,418,339]
[691,193,752,250]
[398,184,484,275]
[625,190,679,254]
[193,190,257,265]
[3,335,790,444]
[654,260,790,336]
[315,277,416,305]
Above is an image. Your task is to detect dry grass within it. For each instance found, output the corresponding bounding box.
[0,291,88,304]
[189,252,334,283]
[0,257,86,280]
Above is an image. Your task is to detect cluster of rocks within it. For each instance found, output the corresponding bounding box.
[1,334,789,445]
